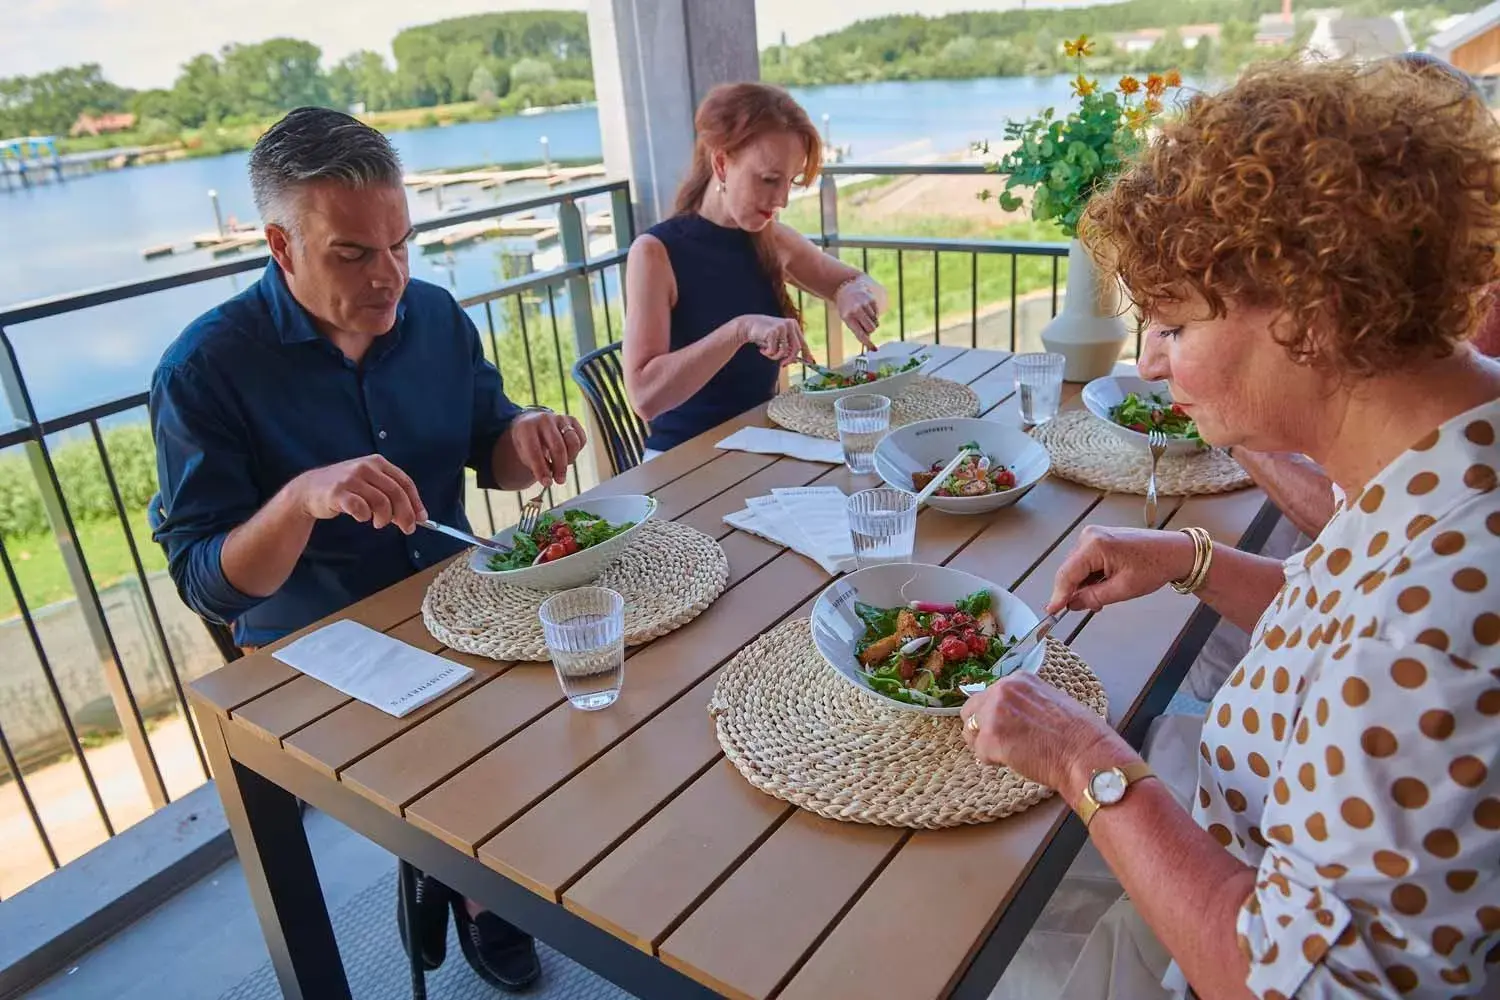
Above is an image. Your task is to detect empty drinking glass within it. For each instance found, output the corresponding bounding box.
[834,394,891,474]
[1014,352,1065,425]
[846,488,918,568]
[538,587,625,711]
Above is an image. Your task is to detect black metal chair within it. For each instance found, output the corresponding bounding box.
[571,342,648,476]
[146,494,242,665]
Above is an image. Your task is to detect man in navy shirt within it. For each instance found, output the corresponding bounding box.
[151,107,580,992]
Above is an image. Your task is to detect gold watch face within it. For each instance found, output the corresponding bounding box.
[1089,768,1128,806]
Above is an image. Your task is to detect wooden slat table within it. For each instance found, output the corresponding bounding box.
[189,347,1277,1000]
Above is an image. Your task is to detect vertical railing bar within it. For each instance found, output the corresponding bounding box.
[861,247,869,274]
[14,430,169,808]
[482,483,496,536]
[0,711,59,869]
[0,532,116,836]
[933,250,940,345]
[897,251,905,342]
[0,712,58,868]
[545,284,582,496]
[970,252,978,348]
[88,420,208,777]
[516,293,542,407]
[1009,254,1019,353]
[482,301,503,376]
[598,270,615,344]
[1051,257,1061,318]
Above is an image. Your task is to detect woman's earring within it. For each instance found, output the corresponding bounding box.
[716,179,726,194]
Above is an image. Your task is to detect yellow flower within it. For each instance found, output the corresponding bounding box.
[1118,75,1141,95]
[1125,107,1150,130]
[1063,35,1094,58]
[1145,73,1166,98]
[1144,97,1163,115]
[1071,73,1099,98]
[1164,69,1183,88]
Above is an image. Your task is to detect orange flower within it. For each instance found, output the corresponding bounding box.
[1071,73,1099,98]
[1164,69,1183,88]
[1063,35,1094,58]
[1145,73,1166,97]
[1125,107,1151,130]
[1144,97,1164,115]
[1118,75,1141,95]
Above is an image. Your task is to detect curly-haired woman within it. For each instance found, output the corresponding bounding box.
[964,59,1500,999]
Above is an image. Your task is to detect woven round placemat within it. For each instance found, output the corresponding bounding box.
[421,520,729,661]
[709,619,1107,828]
[767,376,981,439]
[1031,409,1252,496]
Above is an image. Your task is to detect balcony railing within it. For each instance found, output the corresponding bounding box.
[0,165,1117,901]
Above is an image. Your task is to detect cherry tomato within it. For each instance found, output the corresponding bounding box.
[939,636,969,661]
[993,468,1016,488]
[559,536,580,556]
[1129,421,1148,432]
[968,634,988,655]
[1171,404,1187,416]
[930,614,951,633]
[539,542,569,563]
[952,611,973,627]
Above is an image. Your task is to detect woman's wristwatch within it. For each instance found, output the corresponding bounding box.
[1077,761,1156,827]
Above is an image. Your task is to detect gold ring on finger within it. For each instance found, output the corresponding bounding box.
[965,715,980,734]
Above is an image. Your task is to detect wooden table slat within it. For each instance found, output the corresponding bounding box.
[658,809,907,1000]
[282,648,513,777]
[925,346,1009,389]
[674,458,831,539]
[477,670,726,898]
[231,615,441,743]
[191,560,450,715]
[562,761,793,952]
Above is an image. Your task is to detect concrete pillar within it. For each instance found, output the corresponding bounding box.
[588,0,761,231]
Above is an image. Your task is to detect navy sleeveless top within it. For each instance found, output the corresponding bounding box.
[642,213,782,452]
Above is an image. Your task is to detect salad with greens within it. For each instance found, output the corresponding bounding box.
[912,442,1017,497]
[807,354,924,391]
[1110,392,1201,442]
[486,509,636,571]
[853,589,1016,707]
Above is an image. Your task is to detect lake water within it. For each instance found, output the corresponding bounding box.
[0,75,1083,425]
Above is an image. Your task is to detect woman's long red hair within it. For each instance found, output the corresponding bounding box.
[673,82,823,323]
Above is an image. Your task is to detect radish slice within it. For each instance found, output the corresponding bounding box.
[908,600,957,613]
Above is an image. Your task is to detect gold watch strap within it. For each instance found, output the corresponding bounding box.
[1077,761,1156,827]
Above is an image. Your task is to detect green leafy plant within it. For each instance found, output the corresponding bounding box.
[980,36,1180,236]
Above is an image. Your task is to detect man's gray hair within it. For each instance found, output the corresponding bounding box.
[248,107,403,231]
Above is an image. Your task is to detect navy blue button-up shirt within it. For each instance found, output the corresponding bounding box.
[150,263,523,647]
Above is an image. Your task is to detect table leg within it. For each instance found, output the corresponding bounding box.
[202,710,351,1000]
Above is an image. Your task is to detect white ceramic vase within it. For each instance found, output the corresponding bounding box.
[1039,238,1129,382]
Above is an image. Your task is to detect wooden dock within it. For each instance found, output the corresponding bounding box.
[415,211,611,252]
[404,163,606,193]
[141,225,266,260]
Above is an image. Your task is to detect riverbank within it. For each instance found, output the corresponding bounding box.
[57,99,599,166]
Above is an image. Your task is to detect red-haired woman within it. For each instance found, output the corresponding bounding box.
[622,82,887,457]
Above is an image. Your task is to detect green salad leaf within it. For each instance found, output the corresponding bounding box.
[956,589,992,618]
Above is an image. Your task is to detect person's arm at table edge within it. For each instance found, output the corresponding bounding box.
[622,235,752,422]
[1230,449,1335,538]
[1062,734,1259,1000]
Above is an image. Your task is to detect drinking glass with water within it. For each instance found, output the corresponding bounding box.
[1013,352,1065,425]
[834,393,891,474]
[846,488,918,569]
[538,587,625,711]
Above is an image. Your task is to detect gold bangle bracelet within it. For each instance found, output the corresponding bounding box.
[1170,527,1213,595]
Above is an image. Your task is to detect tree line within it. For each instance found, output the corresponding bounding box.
[0,11,595,140]
[760,0,1485,87]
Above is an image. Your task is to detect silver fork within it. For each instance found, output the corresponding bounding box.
[1145,429,1168,528]
[853,354,868,378]
[518,491,546,536]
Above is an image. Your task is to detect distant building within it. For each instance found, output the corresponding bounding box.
[1111,24,1221,55]
[1304,10,1412,63]
[69,113,137,138]
[1428,0,1500,76]
[1256,0,1297,47]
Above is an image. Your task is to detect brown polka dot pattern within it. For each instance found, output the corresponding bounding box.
[1190,400,1500,1000]
[1391,777,1430,809]
[1361,726,1399,757]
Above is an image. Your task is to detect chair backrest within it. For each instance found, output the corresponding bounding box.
[571,342,649,476]
[147,493,242,663]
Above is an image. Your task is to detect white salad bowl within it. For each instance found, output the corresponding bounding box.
[873,417,1050,514]
[467,494,657,591]
[1081,375,1203,457]
[796,342,932,407]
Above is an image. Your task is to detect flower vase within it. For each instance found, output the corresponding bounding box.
[1039,238,1129,382]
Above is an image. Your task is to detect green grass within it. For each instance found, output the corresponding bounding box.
[2,508,162,620]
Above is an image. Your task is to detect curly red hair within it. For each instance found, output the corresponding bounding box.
[1080,59,1500,377]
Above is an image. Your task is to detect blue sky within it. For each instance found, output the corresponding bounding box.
[2,0,1034,89]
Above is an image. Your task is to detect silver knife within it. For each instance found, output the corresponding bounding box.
[417,519,512,554]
